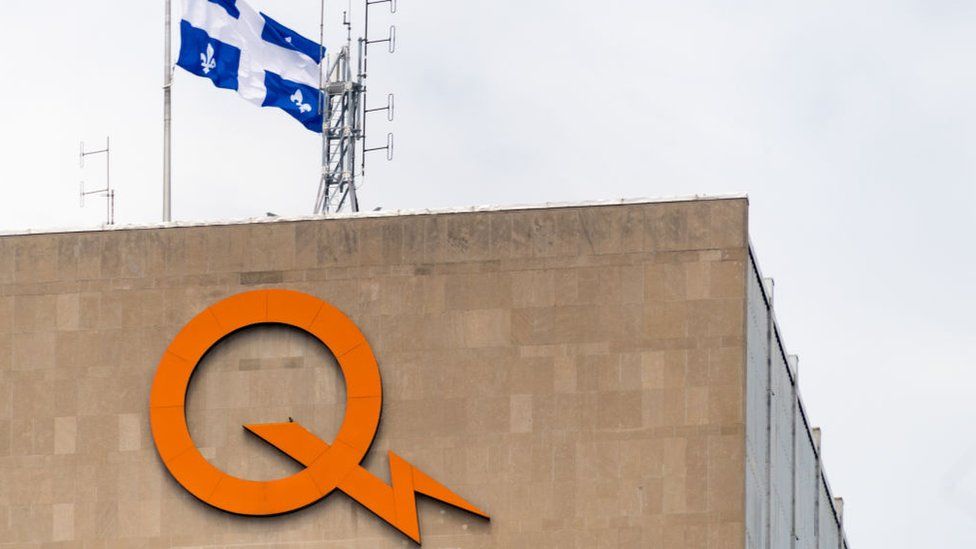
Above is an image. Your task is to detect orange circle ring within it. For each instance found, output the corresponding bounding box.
[149,289,383,515]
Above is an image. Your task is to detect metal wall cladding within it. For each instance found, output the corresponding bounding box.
[745,249,849,549]
[819,479,840,549]
[795,413,818,549]
[770,339,795,548]
[745,260,770,549]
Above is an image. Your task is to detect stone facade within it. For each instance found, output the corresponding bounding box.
[0,197,750,547]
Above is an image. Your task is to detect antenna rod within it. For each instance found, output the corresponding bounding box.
[360,0,369,182]
[106,136,112,225]
[163,0,173,222]
[348,11,360,212]
[318,0,327,214]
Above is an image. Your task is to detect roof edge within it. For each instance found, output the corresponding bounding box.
[0,193,748,238]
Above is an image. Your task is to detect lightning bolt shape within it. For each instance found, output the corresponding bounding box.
[245,422,489,543]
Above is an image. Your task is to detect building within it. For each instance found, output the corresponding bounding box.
[0,196,850,547]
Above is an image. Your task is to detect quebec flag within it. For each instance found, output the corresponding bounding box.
[177,0,324,132]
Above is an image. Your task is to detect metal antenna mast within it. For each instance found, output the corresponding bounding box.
[80,137,116,226]
[314,0,396,215]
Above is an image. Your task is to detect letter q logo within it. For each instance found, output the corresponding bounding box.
[150,289,488,543]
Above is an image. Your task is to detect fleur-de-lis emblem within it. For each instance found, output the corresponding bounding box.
[290,89,312,113]
[200,43,216,74]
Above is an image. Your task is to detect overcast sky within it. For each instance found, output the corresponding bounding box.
[2,1,976,547]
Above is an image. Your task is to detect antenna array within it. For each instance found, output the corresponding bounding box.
[314,0,397,215]
[80,137,115,226]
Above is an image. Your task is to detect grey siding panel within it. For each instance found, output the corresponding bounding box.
[745,259,770,549]
[819,480,840,549]
[770,339,794,548]
[747,247,850,549]
[795,412,818,548]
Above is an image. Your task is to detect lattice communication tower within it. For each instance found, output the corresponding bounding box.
[314,0,397,215]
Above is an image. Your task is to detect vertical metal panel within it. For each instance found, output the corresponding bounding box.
[818,480,840,549]
[748,247,850,549]
[770,338,794,548]
[795,410,817,548]
[745,258,770,549]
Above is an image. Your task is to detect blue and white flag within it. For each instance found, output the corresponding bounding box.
[177,0,325,132]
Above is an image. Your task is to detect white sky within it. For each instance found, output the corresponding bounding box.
[2,1,976,547]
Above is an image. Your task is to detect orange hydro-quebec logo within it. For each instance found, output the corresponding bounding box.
[149,289,489,543]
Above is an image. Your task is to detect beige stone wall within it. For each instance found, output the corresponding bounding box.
[0,198,748,548]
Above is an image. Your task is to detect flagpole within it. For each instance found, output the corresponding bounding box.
[163,0,173,222]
